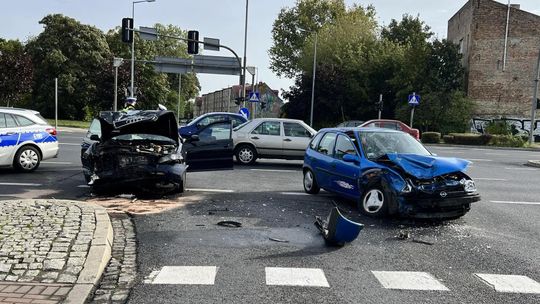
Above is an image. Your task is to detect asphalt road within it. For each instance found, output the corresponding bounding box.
[1,129,539,303]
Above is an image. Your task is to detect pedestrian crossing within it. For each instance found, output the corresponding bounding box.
[144,266,540,294]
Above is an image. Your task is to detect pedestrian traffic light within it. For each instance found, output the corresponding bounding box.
[234,97,244,105]
[537,98,540,109]
[260,101,266,110]
[187,30,199,54]
[121,18,134,43]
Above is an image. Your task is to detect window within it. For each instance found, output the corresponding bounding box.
[193,115,228,129]
[14,115,35,127]
[334,135,357,160]
[309,132,323,149]
[5,114,17,128]
[231,117,245,127]
[283,122,311,137]
[87,119,102,138]
[199,122,231,142]
[0,114,6,128]
[252,121,280,136]
[316,132,336,156]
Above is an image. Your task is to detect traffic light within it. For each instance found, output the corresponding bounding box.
[187,30,199,54]
[260,101,266,110]
[537,98,540,109]
[121,18,134,43]
[234,97,244,105]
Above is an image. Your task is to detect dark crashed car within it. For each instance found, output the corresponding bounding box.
[303,128,480,219]
[81,110,187,193]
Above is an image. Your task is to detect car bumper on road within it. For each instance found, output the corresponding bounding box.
[400,193,481,219]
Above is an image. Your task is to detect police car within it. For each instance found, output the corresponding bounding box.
[0,107,59,172]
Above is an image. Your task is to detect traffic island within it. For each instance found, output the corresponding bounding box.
[0,199,112,304]
[526,160,540,168]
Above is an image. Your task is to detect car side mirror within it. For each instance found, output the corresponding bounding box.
[343,154,360,164]
[190,134,200,141]
[89,134,100,141]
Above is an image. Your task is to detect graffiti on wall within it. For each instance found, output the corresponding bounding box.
[471,117,540,138]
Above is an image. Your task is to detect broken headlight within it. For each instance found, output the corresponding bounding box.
[158,153,183,164]
[461,178,477,193]
[402,179,413,193]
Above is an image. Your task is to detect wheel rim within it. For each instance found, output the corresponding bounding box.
[363,189,384,213]
[238,147,254,163]
[304,170,313,190]
[19,149,39,170]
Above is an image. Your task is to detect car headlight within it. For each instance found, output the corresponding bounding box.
[158,153,183,164]
[402,179,413,193]
[463,179,477,193]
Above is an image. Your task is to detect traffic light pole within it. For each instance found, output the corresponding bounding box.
[529,48,540,145]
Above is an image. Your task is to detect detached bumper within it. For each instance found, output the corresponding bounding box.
[89,163,187,188]
[400,193,481,219]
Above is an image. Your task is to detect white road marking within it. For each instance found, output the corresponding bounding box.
[485,152,509,156]
[475,274,540,293]
[77,185,90,188]
[265,267,329,287]
[250,169,299,173]
[473,178,507,181]
[491,201,540,205]
[504,167,537,171]
[41,161,73,165]
[371,271,449,291]
[468,158,493,162]
[59,143,81,146]
[149,266,217,285]
[186,188,235,193]
[0,182,42,186]
[280,192,309,196]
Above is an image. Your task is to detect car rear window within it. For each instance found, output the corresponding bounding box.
[14,115,36,127]
[5,114,17,128]
[0,113,6,128]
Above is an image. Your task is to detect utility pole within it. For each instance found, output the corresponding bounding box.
[410,92,416,128]
[503,0,511,71]
[378,94,383,119]
[177,74,182,120]
[241,0,249,105]
[310,32,318,127]
[529,48,540,145]
[54,78,58,130]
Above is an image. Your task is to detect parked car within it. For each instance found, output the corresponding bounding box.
[360,119,420,140]
[179,112,247,138]
[233,118,316,164]
[336,120,364,127]
[0,107,58,172]
[81,110,233,193]
[303,127,480,219]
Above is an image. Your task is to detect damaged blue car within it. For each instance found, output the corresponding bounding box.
[303,128,480,219]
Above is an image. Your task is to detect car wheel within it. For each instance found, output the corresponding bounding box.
[14,146,41,172]
[235,145,257,165]
[175,171,186,194]
[303,169,320,194]
[359,187,388,217]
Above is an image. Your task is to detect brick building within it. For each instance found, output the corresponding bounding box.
[194,83,284,118]
[448,0,540,117]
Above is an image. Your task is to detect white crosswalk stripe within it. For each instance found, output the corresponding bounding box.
[265,267,329,287]
[371,271,449,291]
[147,266,218,285]
[475,274,540,293]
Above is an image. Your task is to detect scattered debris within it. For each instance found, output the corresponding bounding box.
[412,238,434,246]
[208,208,229,215]
[315,207,364,246]
[117,194,136,199]
[216,221,242,228]
[396,230,410,240]
[269,237,289,243]
[195,224,205,227]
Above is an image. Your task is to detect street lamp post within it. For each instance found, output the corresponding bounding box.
[310,32,317,127]
[131,0,156,99]
[113,57,124,111]
[241,0,249,105]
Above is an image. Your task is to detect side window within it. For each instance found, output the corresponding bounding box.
[231,117,245,127]
[316,132,336,156]
[14,115,35,127]
[88,119,102,138]
[251,121,280,136]
[283,122,311,138]
[198,115,227,129]
[334,135,357,160]
[198,122,231,142]
[0,114,6,128]
[5,114,17,128]
[309,132,323,149]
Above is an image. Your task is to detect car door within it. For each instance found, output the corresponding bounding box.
[81,118,102,170]
[282,122,313,158]
[249,121,283,157]
[328,134,361,200]
[310,132,337,189]
[183,121,234,171]
[0,113,21,166]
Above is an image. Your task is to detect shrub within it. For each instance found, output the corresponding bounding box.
[443,134,454,144]
[443,133,491,145]
[485,120,512,135]
[422,132,441,143]
[488,135,525,147]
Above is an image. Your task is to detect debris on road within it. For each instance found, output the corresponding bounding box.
[412,238,434,245]
[208,208,230,215]
[216,220,242,228]
[117,194,136,199]
[315,207,364,246]
[269,237,289,243]
[396,230,410,240]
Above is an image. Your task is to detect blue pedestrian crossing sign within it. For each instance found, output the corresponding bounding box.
[248,91,260,102]
[239,107,250,119]
[408,93,420,106]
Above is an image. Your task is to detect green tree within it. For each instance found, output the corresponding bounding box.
[0,38,33,107]
[26,14,112,120]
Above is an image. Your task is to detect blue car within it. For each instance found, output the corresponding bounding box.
[179,112,247,138]
[303,128,481,219]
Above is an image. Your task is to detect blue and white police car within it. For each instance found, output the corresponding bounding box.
[0,107,59,172]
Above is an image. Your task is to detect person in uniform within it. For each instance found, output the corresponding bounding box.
[122,97,137,112]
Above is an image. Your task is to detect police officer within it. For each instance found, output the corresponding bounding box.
[122,97,137,112]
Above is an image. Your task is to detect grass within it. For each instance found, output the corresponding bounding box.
[46,119,90,129]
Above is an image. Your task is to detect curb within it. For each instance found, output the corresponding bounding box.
[526,160,540,168]
[57,126,87,132]
[64,203,113,304]
[425,143,540,152]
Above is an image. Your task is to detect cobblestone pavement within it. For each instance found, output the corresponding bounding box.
[90,213,137,304]
[0,200,103,303]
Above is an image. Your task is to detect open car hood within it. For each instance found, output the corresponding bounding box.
[386,153,470,179]
[98,110,179,144]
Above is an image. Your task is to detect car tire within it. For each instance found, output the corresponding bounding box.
[175,171,186,194]
[14,146,41,172]
[303,169,320,194]
[359,186,388,217]
[235,145,257,165]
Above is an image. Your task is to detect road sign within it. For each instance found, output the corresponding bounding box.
[248,92,260,102]
[203,37,220,51]
[408,93,420,106]
[153,55,241,76]
[239,107,250,119]
[140,27,157,41]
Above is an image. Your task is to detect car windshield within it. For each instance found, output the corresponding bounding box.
[358,131,431,160]
[111,133,176,144]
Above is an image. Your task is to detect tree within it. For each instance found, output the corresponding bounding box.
[26,14,112,120]
[0,38,33,107]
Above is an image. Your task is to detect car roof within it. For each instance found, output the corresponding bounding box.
[199,112,244,117]
[0,107,40,115]
[319,127,402,134]
[249,118,306,123]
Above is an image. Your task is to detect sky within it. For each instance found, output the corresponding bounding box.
[1,0,539,99]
